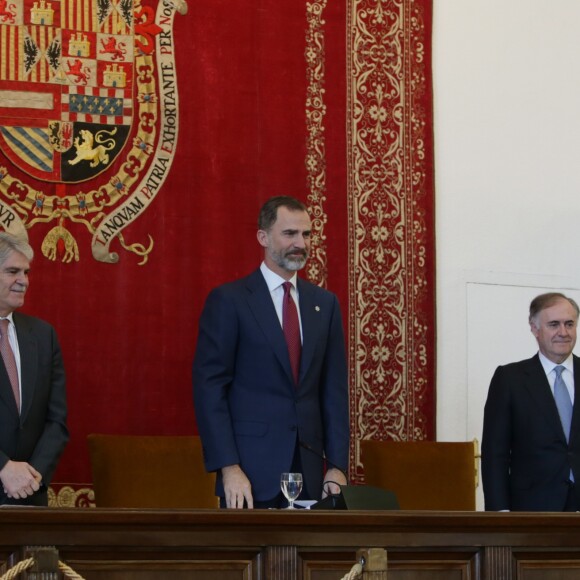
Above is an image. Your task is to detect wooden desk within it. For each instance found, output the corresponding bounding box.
[1,508,580,579]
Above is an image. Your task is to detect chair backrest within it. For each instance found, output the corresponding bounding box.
[88,434,218,508]
[360,439,479,510]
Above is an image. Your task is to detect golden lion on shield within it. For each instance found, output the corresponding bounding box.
[68,128,117,168]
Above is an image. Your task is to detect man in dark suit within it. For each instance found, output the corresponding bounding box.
[0,233,68,506]
[482,292,580,511]
[193,196,349,509]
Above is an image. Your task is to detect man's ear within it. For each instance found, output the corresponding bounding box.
[257,230,268,248]
[530,321,539,339]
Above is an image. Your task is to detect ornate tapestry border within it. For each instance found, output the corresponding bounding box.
[48,484,95,508]
[305,0,328,287]
[347,0,435,481]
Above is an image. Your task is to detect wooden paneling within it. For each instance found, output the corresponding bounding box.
[1,510,580,579]
[515,551,580,580]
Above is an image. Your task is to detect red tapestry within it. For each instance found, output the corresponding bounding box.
[346,0,435,482]
[0,0,434,505]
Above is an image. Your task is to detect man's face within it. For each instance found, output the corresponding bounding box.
[257,207,311,279]
[530,298,578,364]
[0,250,30,317]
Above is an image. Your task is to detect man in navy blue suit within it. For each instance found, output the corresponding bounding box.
[482,292,580,511]
[193,196,349,509]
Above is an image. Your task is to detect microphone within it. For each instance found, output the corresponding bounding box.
[299,441,400,511]
[298,440,348,509]
[298,440,349,483]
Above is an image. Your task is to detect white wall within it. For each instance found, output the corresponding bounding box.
[433,1,580,508]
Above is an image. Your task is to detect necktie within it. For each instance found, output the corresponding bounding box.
[0,319,19,413]
[282,281,301,385]
[554,365,572,443]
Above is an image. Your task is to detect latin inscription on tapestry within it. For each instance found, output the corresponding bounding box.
[0,0,185,263]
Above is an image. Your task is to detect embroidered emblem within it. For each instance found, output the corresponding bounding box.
[0,0,186,263]
[68,128,117,168]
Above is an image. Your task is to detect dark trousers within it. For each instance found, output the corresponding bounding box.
[564,481,579,512]
[0,487,48,507]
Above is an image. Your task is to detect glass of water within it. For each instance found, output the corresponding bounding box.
[280,472,303,509]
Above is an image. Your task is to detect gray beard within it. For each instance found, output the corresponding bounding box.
[273,251,307,272]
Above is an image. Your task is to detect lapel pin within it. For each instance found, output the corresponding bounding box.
[315,306,320,312]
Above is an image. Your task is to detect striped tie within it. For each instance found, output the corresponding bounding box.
[0,319,19,413]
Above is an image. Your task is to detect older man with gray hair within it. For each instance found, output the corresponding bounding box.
[0,232,68,506]
[482,292,580,511]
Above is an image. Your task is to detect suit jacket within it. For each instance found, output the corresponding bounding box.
[0,312,68,506]
[481,354,580,511]
[193,269,349,502]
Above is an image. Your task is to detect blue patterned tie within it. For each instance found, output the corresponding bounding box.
[554,365,573,443]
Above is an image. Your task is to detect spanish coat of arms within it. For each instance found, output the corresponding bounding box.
[0,0,185,263]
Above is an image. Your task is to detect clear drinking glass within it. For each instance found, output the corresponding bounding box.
[280,472,303,509]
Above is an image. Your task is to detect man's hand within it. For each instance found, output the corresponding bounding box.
[222,464,253,509]
[0,461,42,499]
[322,467,347,499]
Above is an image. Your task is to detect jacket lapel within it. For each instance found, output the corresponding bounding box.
[524,355,568,442]
[13,313,36,422]
[570,355,580,446]
[245,270,295,384]
[296,278,320,380]
[0,356,17,416]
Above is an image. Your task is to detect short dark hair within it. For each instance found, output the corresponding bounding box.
[257,196,308,231]
[529,292,580,325]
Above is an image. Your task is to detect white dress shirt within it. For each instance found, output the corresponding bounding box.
[260,262,303,342]
[538,351,575,404]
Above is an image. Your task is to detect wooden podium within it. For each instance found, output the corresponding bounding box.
[1,508,580,579]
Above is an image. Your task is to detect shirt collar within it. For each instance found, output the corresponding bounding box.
[260,262,298,293]
[538,350,574,376]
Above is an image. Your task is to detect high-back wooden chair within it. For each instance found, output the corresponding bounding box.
[88,434,218,508]
[361,439,479,510]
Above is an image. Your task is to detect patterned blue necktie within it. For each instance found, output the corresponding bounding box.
[554,365,573,443]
